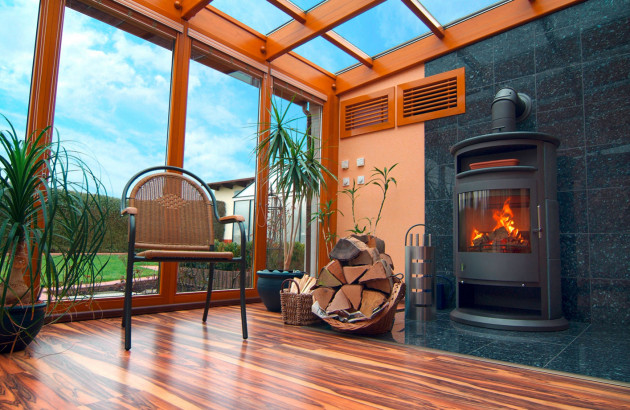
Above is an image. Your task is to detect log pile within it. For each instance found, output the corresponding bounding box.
[312,235,399,324]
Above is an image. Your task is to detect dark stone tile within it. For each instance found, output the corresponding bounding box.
[585,99,630,147]
[425,126,457,166]
[535,25,581,72]
[424,115,458,132]
[578,0,630,26]
[451,320,586,345]
[560,234,590,278]
[581,15,630,62]
[579,322,630,343]
[431,234,454,275]
[582,54,630,104]
[457,41,494,90]
[557,148,586,192]
[457,121,493,141]
[425,200,453,237]
[458,86,494,126]
[536,66,583,112]
[545,339,630,383]
[558,190,588,233]
[494,24,536,82]
[426,163,454,201]
[469,340,565,368]
[561,277,591,323]
[589,235,630,280]
[586,143,630,188]
[532,4,582,34]
[538,106,584,149]
[425,53,460,77]
[587,188,630,234]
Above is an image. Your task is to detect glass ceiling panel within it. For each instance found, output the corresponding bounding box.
[334,0,429,57]
[291,0,325,12]
[293,36,357,74]
[421,0,508,26]
[210,0,292,35]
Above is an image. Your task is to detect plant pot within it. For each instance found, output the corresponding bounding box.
[0,302,47,354]
[256,270,304,312]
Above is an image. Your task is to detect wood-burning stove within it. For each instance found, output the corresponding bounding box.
[449,88,568,331]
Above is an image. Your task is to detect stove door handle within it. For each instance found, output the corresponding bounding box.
[533,205,543,239]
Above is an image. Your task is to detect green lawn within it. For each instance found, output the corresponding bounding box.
[49,254,158,282]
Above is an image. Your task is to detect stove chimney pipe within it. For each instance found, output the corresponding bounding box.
[491,88,532,133]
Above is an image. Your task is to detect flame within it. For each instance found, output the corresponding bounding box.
[470,197,526,246]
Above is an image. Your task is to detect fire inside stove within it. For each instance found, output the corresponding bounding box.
[458,189,531,253]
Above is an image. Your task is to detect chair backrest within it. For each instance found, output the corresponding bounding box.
[127,171,215,251]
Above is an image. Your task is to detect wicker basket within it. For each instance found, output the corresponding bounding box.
[280,279,320,326]
[322,280,406,335]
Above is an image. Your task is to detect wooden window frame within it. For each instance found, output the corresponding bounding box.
[340,87,395,139]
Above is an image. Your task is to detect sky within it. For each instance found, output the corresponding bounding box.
[0,0,500,198]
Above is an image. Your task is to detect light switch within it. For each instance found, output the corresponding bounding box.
[342,177,350,186]
[357,175,365,184]
[341,160,349,169]
[357,157,365,167]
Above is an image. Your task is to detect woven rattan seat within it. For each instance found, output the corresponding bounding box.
[120,166,248,350]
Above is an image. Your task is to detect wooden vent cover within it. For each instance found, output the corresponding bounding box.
[397,67,465,126]
[341,88,394,138]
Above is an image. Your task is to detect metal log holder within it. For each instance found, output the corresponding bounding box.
[404,224,435,321]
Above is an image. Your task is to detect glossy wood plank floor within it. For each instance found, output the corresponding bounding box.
[2,304,629,409]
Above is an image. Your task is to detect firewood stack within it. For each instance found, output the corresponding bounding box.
[312,235,400,326]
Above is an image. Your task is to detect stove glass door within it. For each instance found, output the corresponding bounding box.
[458,188,531,253]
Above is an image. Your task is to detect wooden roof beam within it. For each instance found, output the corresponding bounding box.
[400,0,444,38]
[178,0,213,20]
[267,0,306,23]
[322,31,373,68]
[264,0,386,61]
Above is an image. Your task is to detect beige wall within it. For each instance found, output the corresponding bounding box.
[336,65,426,273]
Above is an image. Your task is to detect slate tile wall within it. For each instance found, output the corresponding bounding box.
[424,0,629,324]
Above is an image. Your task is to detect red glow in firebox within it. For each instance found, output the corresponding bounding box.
[470,197,528,249]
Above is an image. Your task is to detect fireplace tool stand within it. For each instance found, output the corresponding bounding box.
[405,224,436,321]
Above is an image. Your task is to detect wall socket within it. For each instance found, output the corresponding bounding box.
[342,177,350,186]
[341,160,349,169]
[357,175,365,184]
[357,157,365,167]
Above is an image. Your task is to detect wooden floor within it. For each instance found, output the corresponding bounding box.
[1,304,629,409]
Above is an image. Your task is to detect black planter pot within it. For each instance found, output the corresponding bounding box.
[256,270,305,312]
[0,302,47,353]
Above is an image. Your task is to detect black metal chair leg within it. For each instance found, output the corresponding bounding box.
[240,259,248,339]
[123,253,135,350]
[202,264,215,322]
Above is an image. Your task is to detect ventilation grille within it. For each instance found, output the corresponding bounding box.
[397,67,465,126]
[341,88,394,138]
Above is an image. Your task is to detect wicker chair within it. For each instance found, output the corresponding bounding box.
[120,166,248,350]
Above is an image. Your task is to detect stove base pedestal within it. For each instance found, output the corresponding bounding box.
[450,308,569,331]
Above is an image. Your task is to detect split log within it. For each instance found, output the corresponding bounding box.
[329,237,362,261]
[359,289,387,317]
[326,288,352,313]
[343,265,367,284]
[360,261,387,282]
[312,287,335,310]
[350,234,385,253]
[323,260,346,285]
[341,284,364,310]
[380,253,394,271]
[364,278,392,294]
[317,268,343,288]
[350,247,379,266]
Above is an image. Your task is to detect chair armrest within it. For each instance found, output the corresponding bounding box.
[122,207,138,216]
[219,215,245,224]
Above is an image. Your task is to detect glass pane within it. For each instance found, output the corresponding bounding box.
[53,5,174,298]
[265,94,321,273]
[210,0,291,35]
[334,0,429,57]
[0,0,39,135]
[421,0,507,26]
[293,36,358,74]
[177,45,259,293]
[458,189,531,253]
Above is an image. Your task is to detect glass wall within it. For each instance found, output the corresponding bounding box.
[177,40,261,293]
[53,1,176,298]
[0,0,39,135]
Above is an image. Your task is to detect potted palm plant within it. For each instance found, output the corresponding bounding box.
[0,115,108,353]
[254,97,335,311]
